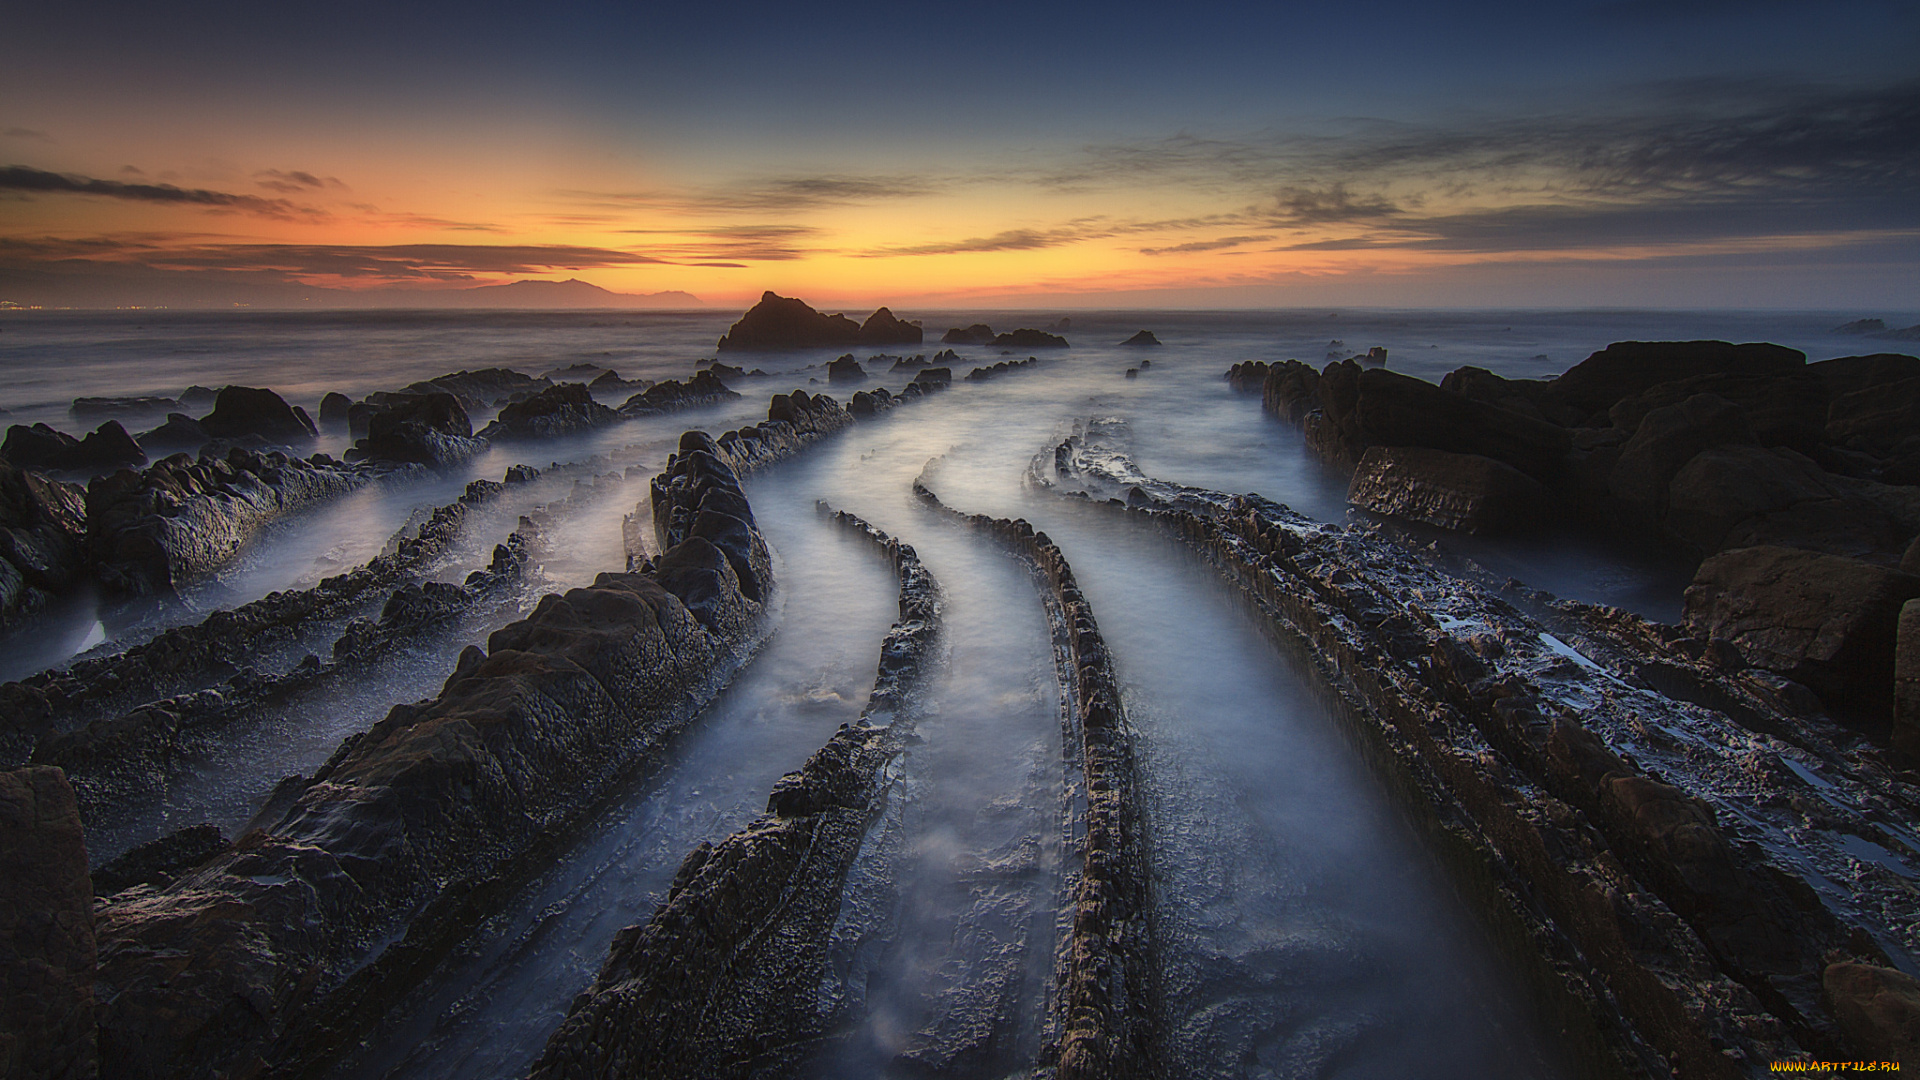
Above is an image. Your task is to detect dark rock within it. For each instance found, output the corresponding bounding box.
[617,371,739,417]
[1124,367,1139,379]
[178,386,219,410]
[87,448,363,596]
[1684,545,1920,726]
[350,392,484,467]
[1823,962,1920,1063]
[402,368,550,413]
[1225,360,1269,393]
[966,356,1037,381]
[825,354,865,383]
[589,369,649,395]
[0,461,88,632]
[1543,340,1806,423]
[706,363,746,382]
[715,291,865,351]
[1896,601,1920,761]
[318,392,352,427]
[1665,446,1901,560]
[542,362,609,382]
[1828,376,1920,456]
[135,413,209,456]
[71,395,179,420]
[4,420,146,471]
[1348,446,1551,534]
[1609,371,1828,453]
[1835,319,1888,335]
[1810,353,1920,401]
[0,766,96,1079]
[888,354,930,372]
[1120,330,1161,346]
[197,385,317,444]
[1310,363,1572,479]
[912,367,952,389]
[1608,394,1757,519]
[941,323,995,345]
[992,328,1069,349]
[859,306,922,345]
[480,383,619,438]
[1260,359,1322,423]
[92,823,230,896]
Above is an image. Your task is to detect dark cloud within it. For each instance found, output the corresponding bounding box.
[1267,186,1398,225]
[2,129,52,142]
[862,228,1082,257]
[570,173,943,216]
[617,223,820,261]
[0,238,666,285]
[1140,234,1273,255]
[254,168,346,194]
[0,165,318,219]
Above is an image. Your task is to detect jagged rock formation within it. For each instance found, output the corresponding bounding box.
[196,385,317,445]
[0,460,87,634]
[0,765,97,1080]
[3,420,146,472]
[348,391,485,467]
[90,823,230,897]
[0,476,511,758]
[90,440,774,1079]
[531,508,941,1080]
[85,447,365,597]
[478,383,619,438]
[1045,422,1920,1076]
[889,354,931,371]
[1224,359,1270,394]
[912,366,952,389]
[966,356,1037,381]
[941,323,996,345]
[715,292,919,350]
[826,353,866,383]
[993,328,1069,349]
[617,371,739,417]
[912,483,1159,1080]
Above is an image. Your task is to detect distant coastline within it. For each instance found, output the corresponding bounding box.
[0,276,701,311]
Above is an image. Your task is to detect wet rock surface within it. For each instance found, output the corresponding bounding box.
[913,486,1160,1080]
[0,460,88,637]
[478,383,619,439]
[531,508,941,1080]
[400,368,550,413]
[89,440,773,1080]
[1046,421,1920,1076]
[86,447,366,597]
[348,392,484,467]
[616,370,738,416]
[1349,445,1552,534]
[0,765,96,1080]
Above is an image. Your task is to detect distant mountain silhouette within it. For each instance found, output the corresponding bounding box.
[445,278,701,308]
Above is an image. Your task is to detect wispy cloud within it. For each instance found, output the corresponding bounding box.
[567,172,946,216]
[254,168,346,194]
[0,237,666,285]
[1140,234,1273,255]
[0,164,322,219]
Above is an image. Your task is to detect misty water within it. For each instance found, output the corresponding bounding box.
[3,306,1905,1076]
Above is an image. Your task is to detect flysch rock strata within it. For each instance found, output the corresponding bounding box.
[1043,419,1920,1077]
[911,479,1161,1080]
[530,506,942,1080]
[2,474,520,761]
[86,446,369,597]
[88,439,775,1080]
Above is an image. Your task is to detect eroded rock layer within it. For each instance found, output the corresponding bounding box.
[531,508,942,1080]
[1045,422,1920,1077]
[89,445,774,1080]
[912,483,1160,1080]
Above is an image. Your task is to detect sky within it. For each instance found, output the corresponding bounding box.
[2,0,1917,310]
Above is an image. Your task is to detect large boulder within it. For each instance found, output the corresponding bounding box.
[716,292,865,351]
[1827,376,1920,456]
[1823,962,1920,1064]
[941,323,995,345]
[1542,340,1806,423]
[1439,366,1553,423]
[0,461,88,630]
[0,765,96,1080]
[1347,446,1551,534]
[1260,359,1321,423]
[1684,545,1920,725]
[1808,353,1920,400]
[350,392,484,467]
[1665,446,1902,560]
[1607,371,1827,453]
[1607,393,1756,518]
[317,392,352,428]
[478,383,619,439]
[1224,360,1269,394]
[3,421,145,472]
[1311,363,1572,479]
[196,385,317,444]
[859,306,922,346]
[825,354,866,383]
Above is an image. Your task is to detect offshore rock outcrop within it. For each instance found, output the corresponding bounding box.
[400,367,551,413]
[912,482,1159,1080]
[0,765,97,1080]
[941,323,996,346]
[531,508,941,1080]
[0,460,88,636]
[86,447,366,597]
[715,292,920,350]
[616,370,739,417]
[478,383,619,439]
[347,392,485,467]
[993,328,1070,349]
[967,356,1038,381]
[3,420,146,472]
[0,477,511,758]
[1045,421,1920,1077]
[89,440,773,1080]
[196,385,317,446]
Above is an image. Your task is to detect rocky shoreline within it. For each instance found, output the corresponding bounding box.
[531,507,942,1080]
[1043,419,1920,1074]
